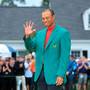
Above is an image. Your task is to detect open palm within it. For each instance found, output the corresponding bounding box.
[24,21,36,37]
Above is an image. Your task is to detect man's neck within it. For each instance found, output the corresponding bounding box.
[47,23,55,30]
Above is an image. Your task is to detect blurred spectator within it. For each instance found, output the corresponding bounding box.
[87,59,90,90]
[24,53,33,90]
[0,57,4,76]
[77,56,89,90]
[87,60,90,79]
[2,57,12,90]
[15,56,26,90]
[30,54,35,74]
[9,57,16,90]
[0,57,4,90]
[30,54,36,90]
[66,55,78,90]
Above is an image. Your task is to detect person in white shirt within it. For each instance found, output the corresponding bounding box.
[24,54,33,90]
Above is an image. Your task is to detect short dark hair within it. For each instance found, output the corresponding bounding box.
[42,8,55,16]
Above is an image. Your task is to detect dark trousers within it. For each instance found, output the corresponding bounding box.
[35,66,63,90]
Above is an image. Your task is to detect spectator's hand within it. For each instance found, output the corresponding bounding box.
[6,64,8,68]
[19,64,23,68]
[66,72,69,75]
[24,21,36,38]
[83,63,88,69]
[56,77,63,86]
[3,66,6,72]
[82,62,84,65]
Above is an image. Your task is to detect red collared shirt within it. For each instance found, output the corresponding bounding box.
[44,24,55,48]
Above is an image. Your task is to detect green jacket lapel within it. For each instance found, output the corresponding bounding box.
[41,28,47,51]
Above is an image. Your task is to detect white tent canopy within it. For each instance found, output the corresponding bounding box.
[0,44,16,58]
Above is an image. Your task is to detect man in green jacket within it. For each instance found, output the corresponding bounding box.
[24,8,71,90]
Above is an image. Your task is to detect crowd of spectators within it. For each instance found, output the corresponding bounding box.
[66,55,90,90]
[0,53,90,90]
[0,52,35,90]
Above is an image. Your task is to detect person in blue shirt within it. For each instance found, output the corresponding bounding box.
[66,55,78,90]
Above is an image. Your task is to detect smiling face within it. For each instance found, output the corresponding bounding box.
[42,9,55,27]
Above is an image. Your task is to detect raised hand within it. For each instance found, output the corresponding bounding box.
[24,21,36,38]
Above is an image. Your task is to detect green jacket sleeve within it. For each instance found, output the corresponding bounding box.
[24,34,37,53]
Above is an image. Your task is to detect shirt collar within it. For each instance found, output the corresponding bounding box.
[47,24,55,31]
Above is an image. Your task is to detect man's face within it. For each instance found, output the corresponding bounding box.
[42,10,55,27]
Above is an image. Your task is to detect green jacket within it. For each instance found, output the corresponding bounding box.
[24,24,71,85]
